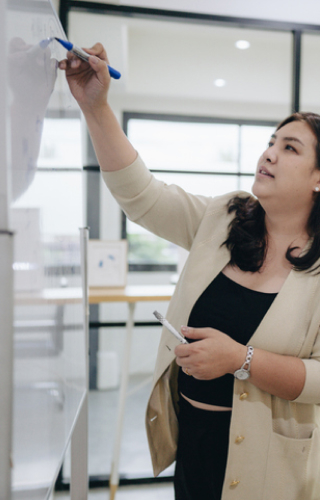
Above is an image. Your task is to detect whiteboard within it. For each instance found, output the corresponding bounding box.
[4,0,87,498]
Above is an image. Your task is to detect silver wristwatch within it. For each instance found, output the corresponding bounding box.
[234,345,254,380]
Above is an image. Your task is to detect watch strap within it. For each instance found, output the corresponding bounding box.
[234,345,254,379]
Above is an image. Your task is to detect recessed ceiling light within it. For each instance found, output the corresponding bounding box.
[235,40,250,50]
[214,79,226,87]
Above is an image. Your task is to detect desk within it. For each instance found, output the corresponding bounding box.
[89,285,175,500]
[15,287,83,305]
[16,284,174,305]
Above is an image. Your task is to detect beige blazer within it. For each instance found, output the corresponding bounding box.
[102,155,320,500]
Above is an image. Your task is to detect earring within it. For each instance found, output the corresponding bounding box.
[315,187,320,192]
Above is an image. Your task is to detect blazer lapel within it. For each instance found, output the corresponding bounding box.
[249,269,318,356]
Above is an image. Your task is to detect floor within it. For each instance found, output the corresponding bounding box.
[54,374,175,500]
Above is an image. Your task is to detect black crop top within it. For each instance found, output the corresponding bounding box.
[178,272,277,407]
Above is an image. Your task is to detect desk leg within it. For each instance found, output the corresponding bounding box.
[109,302,136,500]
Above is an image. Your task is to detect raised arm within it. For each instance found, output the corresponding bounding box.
[59,43,137,171]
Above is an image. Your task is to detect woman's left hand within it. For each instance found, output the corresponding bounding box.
[174,326,246,380]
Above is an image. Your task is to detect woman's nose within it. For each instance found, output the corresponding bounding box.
[263,146,276,163]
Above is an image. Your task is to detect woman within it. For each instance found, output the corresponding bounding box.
[59,44,320,500]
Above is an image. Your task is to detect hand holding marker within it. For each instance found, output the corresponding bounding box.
[54,37,121,79]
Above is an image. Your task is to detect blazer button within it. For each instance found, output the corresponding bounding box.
[235,435,245,444]
[230,480,240,487]
[239,392,248,400]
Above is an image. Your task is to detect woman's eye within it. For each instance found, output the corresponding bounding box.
[268,141,274,147]
[285,144,296,152]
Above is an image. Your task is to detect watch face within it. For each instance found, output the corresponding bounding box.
[234,369,250,380]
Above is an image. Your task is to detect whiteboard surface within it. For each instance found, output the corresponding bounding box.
[6,0,86,498]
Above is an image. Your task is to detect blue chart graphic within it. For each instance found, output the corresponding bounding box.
[89,241,127,287]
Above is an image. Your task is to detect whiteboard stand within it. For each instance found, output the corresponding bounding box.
[0,231,14,500]
[70,227,90,500]
[0,1,13,496]
[70,393,88,500]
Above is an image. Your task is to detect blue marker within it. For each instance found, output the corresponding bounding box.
[54,37,121,80]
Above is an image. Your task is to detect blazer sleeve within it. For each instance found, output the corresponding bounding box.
[101,154,214,251]
[293,326,320,405]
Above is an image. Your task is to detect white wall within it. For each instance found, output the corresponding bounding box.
[69,12,293,121]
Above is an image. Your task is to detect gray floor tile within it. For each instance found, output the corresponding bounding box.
[58,374,175,499]
[63,374,174,478]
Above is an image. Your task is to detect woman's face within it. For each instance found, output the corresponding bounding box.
[252,121,320,213]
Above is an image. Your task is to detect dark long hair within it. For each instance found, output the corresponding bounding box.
[223,112,320,273]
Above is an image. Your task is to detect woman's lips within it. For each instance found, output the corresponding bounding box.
[258,167,274,178]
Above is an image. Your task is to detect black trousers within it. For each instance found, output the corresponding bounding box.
[174,396,232,500]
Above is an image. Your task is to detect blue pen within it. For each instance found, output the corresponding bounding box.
[54,37,121,80]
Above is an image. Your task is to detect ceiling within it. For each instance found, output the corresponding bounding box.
[67,9,320,117]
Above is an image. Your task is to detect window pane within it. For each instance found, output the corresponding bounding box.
[126,116,277,267]
[239,175,255,194]
[127,173,238,265]
[128,120,239,173]
[12,171,83,269]
[12,171,83,238]
[127,223,178,265]
[240,125,276,173]
[38,118,82,169]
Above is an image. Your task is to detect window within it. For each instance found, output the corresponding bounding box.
[124,114,276,271]
[37,118,83,170]
[11,116,83,276]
